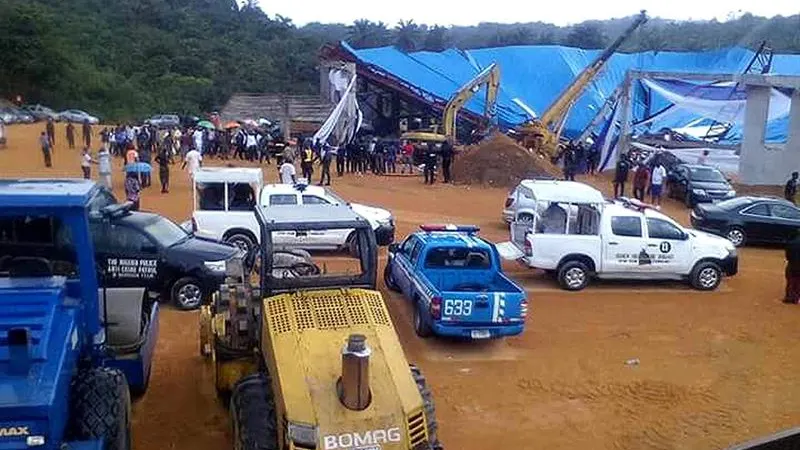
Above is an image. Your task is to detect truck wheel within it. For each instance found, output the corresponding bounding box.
[231,373,278,450]
[171,276,203,310]
[725,227,746,247]
[557,260,590,291]
[410,365,443,450]
[413,302,433,338]
[67,368,131,450]
[690,261,722,291]
[384,263,400,292]
[225,232,256,255]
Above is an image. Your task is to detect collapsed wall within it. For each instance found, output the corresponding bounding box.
[452,133,562,187]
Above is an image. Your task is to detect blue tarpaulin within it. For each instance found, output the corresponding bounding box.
[342,42,800,142]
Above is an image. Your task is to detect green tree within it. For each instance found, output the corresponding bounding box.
[395,19,422,52]
[565,22,607,49]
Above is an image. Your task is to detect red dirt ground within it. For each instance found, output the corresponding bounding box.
[1,123,798,450]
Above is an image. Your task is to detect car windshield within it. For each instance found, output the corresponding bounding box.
[689,167,726,183]
[142,216,189,247]
[323,189,347,204]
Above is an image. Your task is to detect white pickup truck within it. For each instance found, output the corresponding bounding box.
[497,180,738,291]
[184,167,395,254]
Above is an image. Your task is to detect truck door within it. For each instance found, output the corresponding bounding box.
[604,216,648,273]
[391,237,420,296]
[301,194,346,249]
[265,194,304,248]
[93,222,162,290]
[644,217,692,273]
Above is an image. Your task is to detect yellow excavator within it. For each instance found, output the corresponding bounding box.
[401,62,500,144]
[516,10,648,159]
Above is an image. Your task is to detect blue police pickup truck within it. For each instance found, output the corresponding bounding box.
[384,224,528,339]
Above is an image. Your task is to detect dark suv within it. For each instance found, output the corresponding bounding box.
[667,164,736,208]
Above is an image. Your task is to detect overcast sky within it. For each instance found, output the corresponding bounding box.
[258,0,798,26]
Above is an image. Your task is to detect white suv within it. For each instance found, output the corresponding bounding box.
[185,168,395,254]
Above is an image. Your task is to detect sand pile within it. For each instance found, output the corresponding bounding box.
[452,133,562,187]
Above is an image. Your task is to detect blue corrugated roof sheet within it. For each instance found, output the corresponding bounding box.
[343,43,800,142]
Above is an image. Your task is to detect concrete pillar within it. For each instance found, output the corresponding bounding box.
[739,85,771,185]
[787,90,800,162]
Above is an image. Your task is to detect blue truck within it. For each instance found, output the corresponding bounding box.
[0,179,159,450]
[384,224,528,339]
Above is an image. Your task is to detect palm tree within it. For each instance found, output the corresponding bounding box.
[395,19,422,52]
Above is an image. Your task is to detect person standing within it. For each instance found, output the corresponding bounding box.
[423,142,438,185]
[319,144,333,186]
[45,119,56,149]
[66,122,76,150]
[124,172,142,211]
[613,154,631,198]
[632,163,650,201]
[336,143,346,177]
[785,172,799,204]
[97,146,112,190]
[156,146,171,194]
[697,149,710,166]
[587,144,600,175]
[80,147,95,179]
[562,143,578,181]
[300,146,314,181]
[279,158,296,184]
[82,119,92,148]
[650,160,667,209]
[40,132,53,168]
[440,138,454,183]
[182,147,202,180]
[401,140,414,174]
[785,231,800,304]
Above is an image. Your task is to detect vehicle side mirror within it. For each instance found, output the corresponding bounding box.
[388,243,400,254]
[681,231,690,241]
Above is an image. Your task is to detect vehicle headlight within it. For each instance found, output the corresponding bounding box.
[203,260,226,272]
[378,216,394,227]
[726,190,736,197]
[692,189,706,196]
[287,422,317,448]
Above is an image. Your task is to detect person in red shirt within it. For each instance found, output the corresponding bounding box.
[632,163,650,201]
[400,140,415,174]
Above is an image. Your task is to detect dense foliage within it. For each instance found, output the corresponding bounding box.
[1,0,798,121]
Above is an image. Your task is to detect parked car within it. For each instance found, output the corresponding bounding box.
[180,115,200,128]
[385,224,528,339]
[667,164,736,207]
[0,107,34,124]
[690,196,800,247]
[0,110,15,124]
[145,114,181,128]
[22,104,59,121]
[0,185,241,310]
[58,109,100,124]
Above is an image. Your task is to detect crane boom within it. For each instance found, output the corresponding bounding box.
[540,10,648,129]
[516,10,647,159]
[402,63,500,143]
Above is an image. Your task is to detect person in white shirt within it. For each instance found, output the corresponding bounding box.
[650,160,667,209]
[192,128,204,154]
[697,150,710,165]
[279,158,296,184]
[182,148,202,179]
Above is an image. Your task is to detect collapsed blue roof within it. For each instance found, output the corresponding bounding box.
[343,42,800,141]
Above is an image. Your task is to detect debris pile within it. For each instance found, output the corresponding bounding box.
[452,133,562,187]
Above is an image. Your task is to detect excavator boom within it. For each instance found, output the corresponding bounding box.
[402,63,500,143]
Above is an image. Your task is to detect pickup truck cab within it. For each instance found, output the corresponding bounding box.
[498,180,738,291]
[385,224,528,339]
